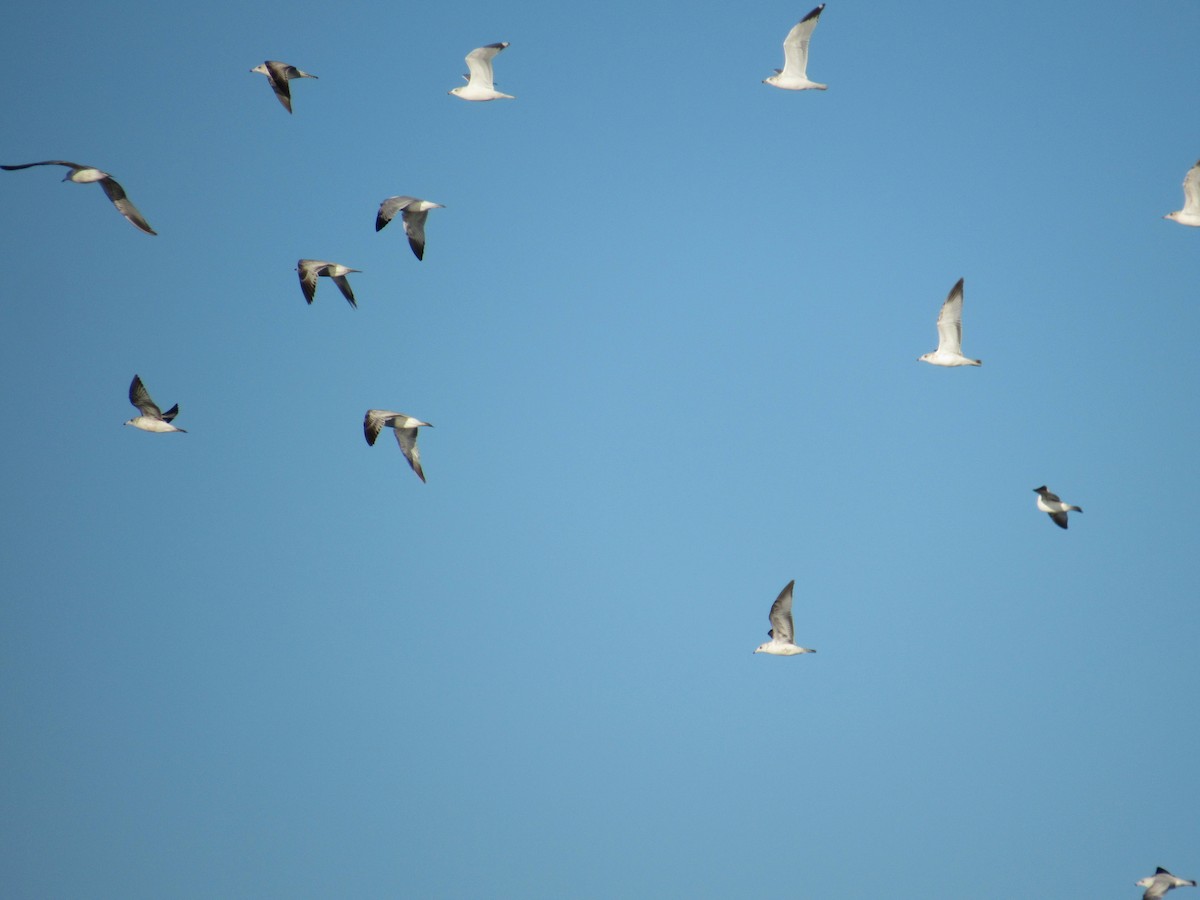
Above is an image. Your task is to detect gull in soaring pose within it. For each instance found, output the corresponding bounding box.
[376,196,445,260]
[763,5,827,91]
[1,160,156,234]
[449,43,513,101]
[1137,868,1197,900]
[753,580,816,656]
[364,410,433,482]
[296,259,360,308]
[125,375,186,433]
[1164,160,1200,226]
[1033,486,1082,530]
[250,61,318,113]
[918,278,982,367]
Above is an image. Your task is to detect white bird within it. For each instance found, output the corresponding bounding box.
[1164,160,1200,226]
[376,196,445,260]
[296,259,360,308]
[1137,868,1197,900]
[918,277,982,367]
[763,5,827,91]
[1,160,156,234]
[449,42,513,101]
[1033,485,1081,530]
[753,580,816,656]
[125,375,186,433]
[250,61,318,113]
[364,410,433,482]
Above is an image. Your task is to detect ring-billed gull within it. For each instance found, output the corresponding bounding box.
[753,580,816,656]
[918,278,982,367]
[250,61,318,113]
[1137,868,1196,900]
[449,42,513,101]
[125,375,186,433]
[763,5,827,91]
[1,160,156,234]
[1164,160,1200,226]
[1033,486,1081,530]
[376,196,445,260]
[364,410,433,482]
[296,259,360,308]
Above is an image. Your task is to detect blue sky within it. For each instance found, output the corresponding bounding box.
[2,0,1199,896]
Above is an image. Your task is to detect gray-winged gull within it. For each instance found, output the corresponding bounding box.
[1164,160,1200,226]
[449,43,513,101]
[296,259,360,308]
[364,410,433,482]
[376,196,445,260]
[125,375,186,433]
[918,278,982,367]
[763,5,827,91]
[1,160,156,234]
[753,580,816,656]
[250,61,318,113]
[1033,486,1082,530]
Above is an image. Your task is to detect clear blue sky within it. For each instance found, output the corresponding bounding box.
[2,0,1198,896]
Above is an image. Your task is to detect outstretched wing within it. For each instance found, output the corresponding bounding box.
[780,5,824,79]
[98,176,156,234]
[1182,160,1200,216]
[766,580,795,643]
[129,374,163,418]
[392,423,426,482]
[331,274,357,308]
[0,160,85,172]
[935,278,965,355]
[403,209,430,260]
[464,42,508,90]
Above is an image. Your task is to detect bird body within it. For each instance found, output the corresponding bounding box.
[125,375,186,433]
[251,61,318,113]
[364,409,433,482]
[1138,867,1197,900]
[754,580,816,656]
[296,259,360,307]
[376,196,445,260]
[449,43,513,100]
[1,160,156,234]
[1033,485,1082,529]
[1165,160,1200,226]
[763,5,827,91]
[919,278,981,367]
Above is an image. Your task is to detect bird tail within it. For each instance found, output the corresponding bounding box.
[1068,506,1082,513]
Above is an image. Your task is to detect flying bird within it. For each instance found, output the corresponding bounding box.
[1164,160,1200,226]
[1,160,156,234]
[364,410,433,482]
[376,196,445,260]
[449,42,513,101]
[753,580,816,656]
[125,375,186,433]
[296,259,360,308]
[250,61,318,113]
[763,5,827,91]
[1137,868,1197,900]
[1033,485,1082,530]
[918,277,982,367]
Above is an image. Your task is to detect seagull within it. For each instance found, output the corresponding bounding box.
[763,5,828,91]
[250,61,318,113]
[918,277,982,367]
[449,42,514,101]
[296,259,360,308]
[1137,868,1197,900]
[1164,160,1200,226]
[1033,485,1082,530]
[364,410,433,482]
[753,580,816,656]
[125,375,186,433]
[1,160,156,234]
[376,196,445,260]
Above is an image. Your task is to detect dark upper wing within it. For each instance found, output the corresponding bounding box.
[128,374,163,418]
[98,177,156,234]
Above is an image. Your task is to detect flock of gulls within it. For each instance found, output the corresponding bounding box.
[4,8,1196,895]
